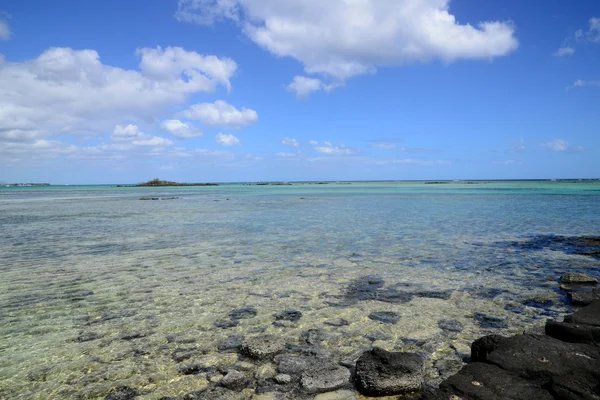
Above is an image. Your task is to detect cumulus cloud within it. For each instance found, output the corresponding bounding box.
[216,132,241,146]
[177,0,518,83]
[553,47,575,57]
[541,138,585,153]
[160,119,204,138]
[180,100,258,128]
[308,140,318,146]
[281,137,300,148]
[0,47,236,144]
[0,20,10,40]
[112,124,174,147]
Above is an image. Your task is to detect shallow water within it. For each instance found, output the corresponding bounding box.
[1,181,599,399]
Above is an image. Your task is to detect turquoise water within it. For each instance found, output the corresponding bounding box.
[1,181,599,399]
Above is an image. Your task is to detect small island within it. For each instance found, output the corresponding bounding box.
[136,178,218,187]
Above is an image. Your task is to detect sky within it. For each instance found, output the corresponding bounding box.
[0,0,599,184]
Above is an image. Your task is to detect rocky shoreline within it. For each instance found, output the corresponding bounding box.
[98,271,600,400]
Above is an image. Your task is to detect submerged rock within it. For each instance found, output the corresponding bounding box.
[324,318,349,327]
[183,386,244,400]
[301,361,351,393]
[241,335,286,360]
[218,334,244,352]
[568,289,600,306]
[355,347,424,396]
[473,312,508,329]
[220,370,249,391]
[437,319,464,333]
[230,307,258,320]
[560,272,598,284]
[215,319,239,329]
[273,310,303,322]
[368,311,401,324]
[104,386,137,400]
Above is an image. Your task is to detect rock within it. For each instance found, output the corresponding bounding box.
[254,364,277,380]
[273,374,292,384]
[300,329,328,345]
[217,334,244,352]
[437,362,554,400]
[368,311,400,324]
[230,307,257,320]
[470,334,506,362]
[215,319,239,329]
[560,272,598,284]
[76,331,103,342]
[412,290,452,300]
[273,310,303,322]
[324,318,349,327]
[365,331,391,342]
[104,386,137,400]
[355,347,424,396]
[568,289,600,306]
[220,370,248,391]
[345,276,413,304]
[313,390,358,400]
[438,319,464,333]
[183,386,244,400]
[301,361,351,393]
[545,321,600,345]
[486,334,600,387]
[241,335,286,360]
[473,312,508,329]
[275,354,314,374]
[564,299,600,326]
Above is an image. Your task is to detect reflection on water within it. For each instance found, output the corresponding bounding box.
[1,181,599,399]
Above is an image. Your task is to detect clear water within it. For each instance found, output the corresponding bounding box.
[1,181,599,399]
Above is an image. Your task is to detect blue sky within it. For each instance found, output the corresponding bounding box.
[0,0,599,183]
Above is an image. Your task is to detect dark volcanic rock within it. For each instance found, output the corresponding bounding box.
[437,319,464,333]
[471,334,506,362]
[473,312,508,329]
[300,329,329,345]
[241,334,286,360]
[275,354,315,374]
[433,362,554,400]
[215,319,239,329]
[229,307,257,320]
[105,386,137,400]
[545,320,600,345]
[486,334,600,386]
[76,331,103,342]
[217,334,244,352]
[300,360,351,393]
[568,289,600,306]
[368,311,401,324]
[183,386,244,400]
[412,290,452,300]
[355,347,424,396]
[273,310,303,322]
[565,299,600,326]
[560,272,598,284]
[220,370,249,391]
[324,318,349,327]
[345,276,413,304]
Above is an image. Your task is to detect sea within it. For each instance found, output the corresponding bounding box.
[1,180,599,399]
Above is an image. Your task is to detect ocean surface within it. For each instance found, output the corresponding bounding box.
[1,181,599,399]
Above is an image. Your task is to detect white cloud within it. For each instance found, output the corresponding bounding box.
[314,141,355,155]
[0,47,236,144]
[112,124,174,147]
[0,20,10,40]
[276,152,298,157]
[180,100,258,128]
[553,47,575,57]
[541,138,585,153]
[286,75,341,97]
[369,143,398,150]
[160,119,204,138]
[177,0,518,82]
[566,79,600,90]
[308,140,318,146]
[281,137,300,148]
[216,132,241,146]
[492,159,520,165]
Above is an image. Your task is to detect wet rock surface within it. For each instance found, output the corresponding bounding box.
[560,272,599,284]
[368,311,401,324]
[300,360,351,393]
[424,299,600,400]
[355,347,424,396]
